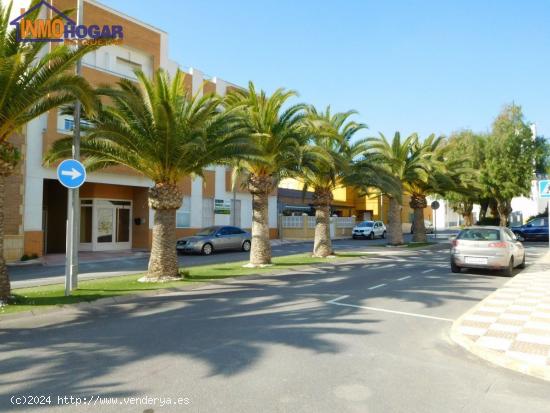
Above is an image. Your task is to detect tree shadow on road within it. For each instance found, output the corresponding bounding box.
[0,258,506,404]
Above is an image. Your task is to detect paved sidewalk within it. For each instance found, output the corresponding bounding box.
[451,250,550,381]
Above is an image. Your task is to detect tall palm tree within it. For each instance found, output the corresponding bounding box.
[365,132,429,245]
[404,135,468,242]
[301,107,366,257]
[224,82,317,266]
[46,69,248,280]
[0,1,97,301]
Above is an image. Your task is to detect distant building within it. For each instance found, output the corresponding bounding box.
[4,0,278,261]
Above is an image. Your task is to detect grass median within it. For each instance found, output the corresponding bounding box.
[1,252,369,316]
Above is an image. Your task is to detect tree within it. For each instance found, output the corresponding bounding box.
[225,83,318,266]
[0,1,97,301]
[46,69,248,280]
[534,135,550,178]
[403,134,468,242]
[481,104,536,226]
[443,130,485,226]
[364,132,427,245]
[301,107,366,257]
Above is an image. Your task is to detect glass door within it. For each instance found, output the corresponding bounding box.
[90,200,133,251]
[95,207,115,250]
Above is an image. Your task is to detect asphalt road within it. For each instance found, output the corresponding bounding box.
[1,242,549,412]
[9,234,424,288]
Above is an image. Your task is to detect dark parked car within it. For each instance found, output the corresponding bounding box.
[177,226,251,255]
[512,217,549,242]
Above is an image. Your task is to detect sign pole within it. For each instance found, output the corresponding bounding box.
[66,0,84,294]
[434,209,437,240]
[58,159,86,296]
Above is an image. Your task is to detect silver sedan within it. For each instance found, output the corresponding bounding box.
[177,226,251,255]
[450,226,525,276]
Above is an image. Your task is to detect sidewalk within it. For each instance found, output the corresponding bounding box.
[451,250,550,381]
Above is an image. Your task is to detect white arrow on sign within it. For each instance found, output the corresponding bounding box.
[61,168,82,180]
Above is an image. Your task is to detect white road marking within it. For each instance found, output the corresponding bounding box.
[422,269,435,273]
[327,295,350,304]
[326,296,453,322]
[397,275,411,281]
[368,283,386,290]
[376,264,395,269]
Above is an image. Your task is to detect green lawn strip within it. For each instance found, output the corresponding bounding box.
[1,252,369,316]
[367,242,437,248]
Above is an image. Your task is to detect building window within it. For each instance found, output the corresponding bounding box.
[116,57,142,78]
[176,197,191,228]
[63,118,91,132]
[202,198,214,227]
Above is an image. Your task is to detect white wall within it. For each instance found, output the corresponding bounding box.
[23,116,47,231]
[82,45,153,79]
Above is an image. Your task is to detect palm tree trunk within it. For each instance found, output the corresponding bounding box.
[412,207,427,242]
[462,201,474,226]
[312,188,333,257]
[146,183,183,280]
[479,199,489,221]
[497,199,511,227]
[388,196,403,245]
[463,213,474,226]
[0,172,10,301]
[410,194,428,243]
[248,174,274,266]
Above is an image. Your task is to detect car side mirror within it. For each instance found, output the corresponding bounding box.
[215,233,221,237]
[526,223,532,228]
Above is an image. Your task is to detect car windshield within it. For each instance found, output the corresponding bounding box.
[195,227,218,236]
[358,222,374,227]
[457,229,500,241]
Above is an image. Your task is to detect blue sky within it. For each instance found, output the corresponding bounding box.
[101,0,550,139]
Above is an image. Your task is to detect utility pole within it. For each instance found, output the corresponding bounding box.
[65,0,83,295]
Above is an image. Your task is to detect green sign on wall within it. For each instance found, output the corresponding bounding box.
[214,199,231,215]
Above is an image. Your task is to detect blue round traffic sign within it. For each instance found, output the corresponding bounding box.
[57,159,86,189]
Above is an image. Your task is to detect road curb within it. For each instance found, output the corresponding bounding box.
[0,256,367,323]
[450,250,550,382]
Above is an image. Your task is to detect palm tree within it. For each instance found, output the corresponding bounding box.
[224,82,317,266]
[364,132,429,245]
[0,1,97,301]
[405,135,473,242]
[301,107,366,257]
[46,69,248,280]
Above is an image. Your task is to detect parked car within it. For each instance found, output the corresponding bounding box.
[511,217,549,242]
[352,220,386,239]
[177,226,251,255]
[411,219,434,234]
[450,226,525,276]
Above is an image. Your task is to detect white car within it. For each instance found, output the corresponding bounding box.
[411,219,434,234]
[450,226,525,276]
[352,220,386,240]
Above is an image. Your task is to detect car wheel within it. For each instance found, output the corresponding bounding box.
[451,260,461,273]
[242,240,251,252]
[382,231,386,239]
[368,232,374,240]
[201,243,213,256]
[503,257,514,277]
[518,253,526,269]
